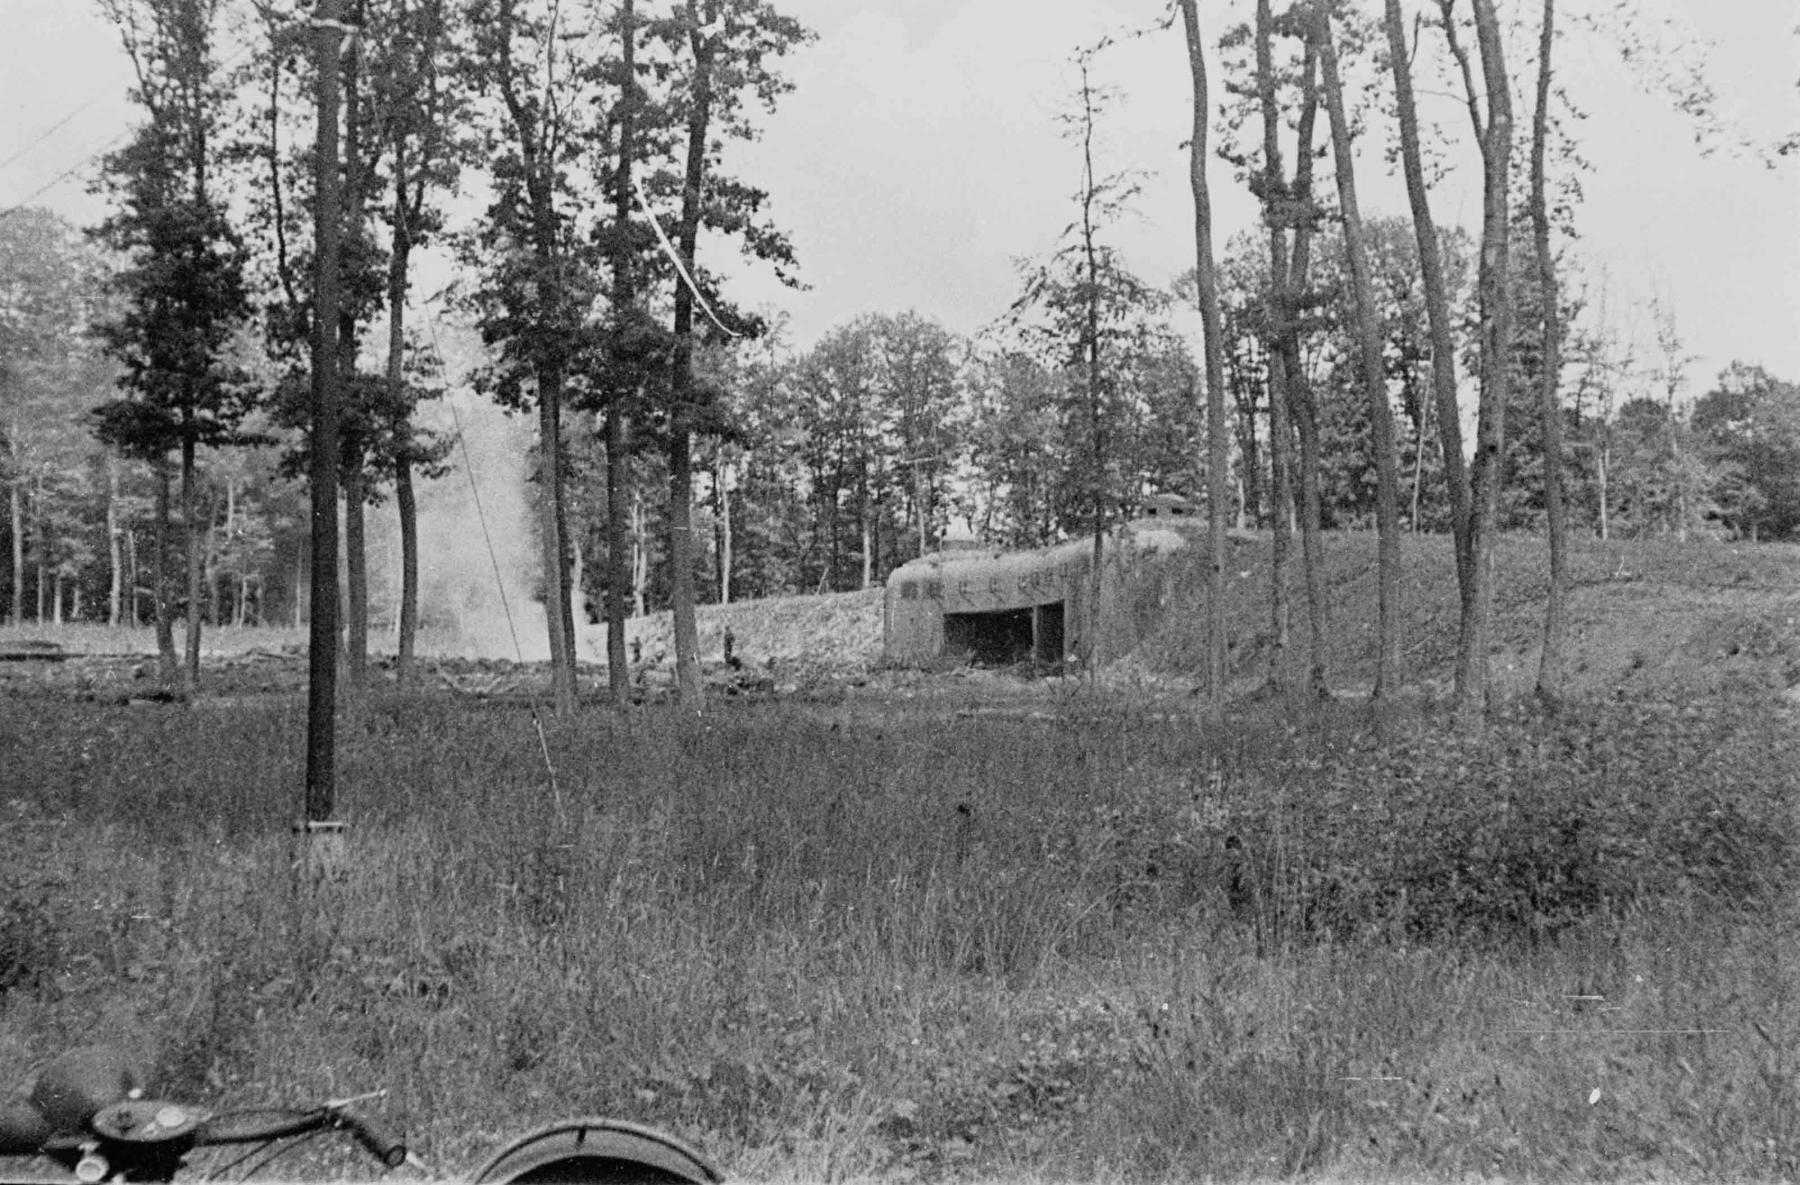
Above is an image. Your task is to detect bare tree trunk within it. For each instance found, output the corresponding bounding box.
[35,481,47,623]
[605,0,639,707]
[538,370,577,712]
[1597,440,1609,541]
[151,456,177,681]
[1280,40,1329,701]
[1531,0,1568,703]
[306,0,346,824]
[1387,0,1471,594]
[1179,0,1230,717]
[344,467,368,682]
[861,509,875,590]
[181,434,202,688]
[107,458,123,626]
[1255,0,1293,695]
[384,187,421,684]
[127,521,140,629]
[716,456,733,605]
[664,2,717,708]
[631,484,648,619]
[1318,12,1402,700]
[10,477,25,625]
[339,16,371,690]
[1454,0,1516,730]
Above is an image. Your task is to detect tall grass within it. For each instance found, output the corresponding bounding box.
[1,687,1796,1181]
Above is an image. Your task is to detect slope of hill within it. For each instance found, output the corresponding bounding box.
[629,534,1800,701]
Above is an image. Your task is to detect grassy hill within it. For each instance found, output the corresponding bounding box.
[628,532,1800,701]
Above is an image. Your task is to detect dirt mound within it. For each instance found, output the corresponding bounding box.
[6,537,1797,705]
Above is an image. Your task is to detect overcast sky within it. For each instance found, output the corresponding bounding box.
[5,0,1797,395]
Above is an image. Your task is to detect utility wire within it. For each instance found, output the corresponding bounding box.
[0,128,130,219]
[0,90,108,173]
[0,34,255,218]
[418,297,568,825]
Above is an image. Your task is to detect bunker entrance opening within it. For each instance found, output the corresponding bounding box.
[943,603,1065,668]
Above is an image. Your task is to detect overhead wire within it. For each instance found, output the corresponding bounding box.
[414,275,567,825]
[0,30,257,219]
[0,90,109,173]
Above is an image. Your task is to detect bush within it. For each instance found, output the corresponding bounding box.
[1203,694,1800,947]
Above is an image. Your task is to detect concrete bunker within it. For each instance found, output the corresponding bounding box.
[883,507,1201,670]
[942,602,1065,666]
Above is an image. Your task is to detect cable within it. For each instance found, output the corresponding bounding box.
[417,298,567,824]
[631,173,740,338]
[0,91,107,173]
[0,129,130,219]
[0,33,254,218]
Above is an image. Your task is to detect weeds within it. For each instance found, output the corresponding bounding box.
[0,684,1796,1181]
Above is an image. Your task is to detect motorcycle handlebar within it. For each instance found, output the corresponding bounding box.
[336,1109,409,1170]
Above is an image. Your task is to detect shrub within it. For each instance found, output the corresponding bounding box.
[1202,694,1799,947]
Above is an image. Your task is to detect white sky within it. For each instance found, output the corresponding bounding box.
[5,0,1798,396]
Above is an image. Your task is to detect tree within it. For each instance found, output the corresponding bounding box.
[371,0,462,686]
[1008,48,1168,670]
[0,209,112,626]
[92,0,262,690]
[1437,0,1515,728]
[1176,0,1229,716]
[1529,0,1569,702]
[1315,1,1403,700]
[963,349,1066,548]
[1383,0,1471,607]
[462,0,610,714]
[1692,363,1800,541]
[650,0,811,708]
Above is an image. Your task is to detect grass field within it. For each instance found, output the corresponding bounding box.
[2,534,1798,1182]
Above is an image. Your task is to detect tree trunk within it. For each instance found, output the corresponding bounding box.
[344,467,368,684]
[127,519,140,629]
[35,477,47,624]
[605,0,639,707]
[395,459,419,676]
[1387,0,1472,597]
[181,434,202,688]
[384,208,421,686]
[1254,0,1293,695]
[107,458,123,626]
[1179,0,1230,717]
[306,0,346,823]
[151,456,177,682]
[1281,41,1330,701]
[9,477,24,625]
[538,367,577,713]
[338,25,372,690]
[1080,59,1107,675]
[631,484,648,619]
[862,505,875,591]
[665,3,717,709]
[716,455,733,605]
[1597,440,1609,541]
[1318,13,1402,700]
[1531,0,1568,703]
[1456,0,1516,730]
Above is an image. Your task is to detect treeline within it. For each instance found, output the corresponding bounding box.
[7,203,1796,628]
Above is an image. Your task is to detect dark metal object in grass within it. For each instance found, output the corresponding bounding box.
[0,641,67,662]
